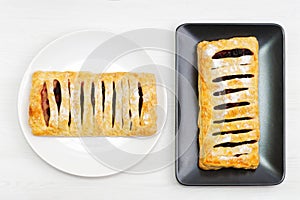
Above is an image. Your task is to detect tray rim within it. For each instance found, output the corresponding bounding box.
[175,22,286,186]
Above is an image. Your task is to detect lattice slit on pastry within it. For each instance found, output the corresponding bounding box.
[197,37,260,170]
[29,72,157,136]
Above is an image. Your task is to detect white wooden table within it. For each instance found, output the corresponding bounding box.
[0,0,299,199]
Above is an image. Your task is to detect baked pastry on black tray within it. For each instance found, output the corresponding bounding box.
[197,37,260,170]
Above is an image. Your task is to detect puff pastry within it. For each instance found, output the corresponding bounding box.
[197,37,260,170]
[29,71,157,136]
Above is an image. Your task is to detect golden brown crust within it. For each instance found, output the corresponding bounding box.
[29,72,66,136]
[197,37,260,170]
[29,71,157,137]
[138,73,157,135]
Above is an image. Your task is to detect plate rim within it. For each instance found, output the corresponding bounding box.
[18,29,169,177]
[17,29,121,177]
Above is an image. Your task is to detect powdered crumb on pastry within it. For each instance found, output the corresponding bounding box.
[197,37,260,170]
[29,71,157,137]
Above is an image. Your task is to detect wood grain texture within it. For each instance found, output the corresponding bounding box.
[0,0,299,199]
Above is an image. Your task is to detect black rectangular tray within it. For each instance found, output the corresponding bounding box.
[175,23,285,185]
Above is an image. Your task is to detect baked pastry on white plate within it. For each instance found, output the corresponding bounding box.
[29,71,157,136]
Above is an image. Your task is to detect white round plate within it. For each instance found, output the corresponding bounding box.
[18,30,167,177]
